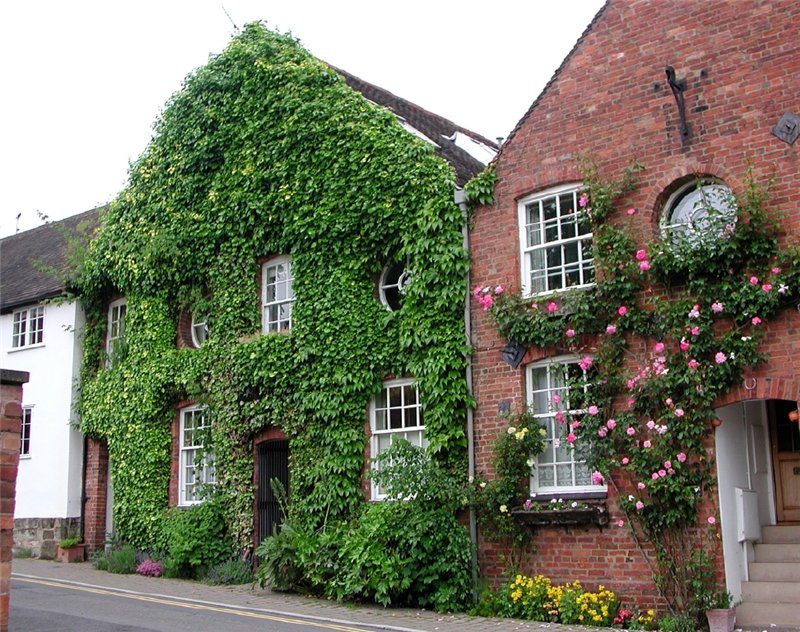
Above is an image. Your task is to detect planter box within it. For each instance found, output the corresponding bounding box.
[512,505,609,529]
[56,544,86,563]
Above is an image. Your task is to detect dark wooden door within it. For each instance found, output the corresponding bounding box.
[770,400,800,522]
[257,440,289,542]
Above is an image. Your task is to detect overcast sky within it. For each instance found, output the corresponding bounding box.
[0,0,605,237]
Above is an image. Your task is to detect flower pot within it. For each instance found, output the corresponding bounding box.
[705,608,735,632]
[57,544,86,563]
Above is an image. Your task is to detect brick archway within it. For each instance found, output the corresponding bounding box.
[714,375,800,409]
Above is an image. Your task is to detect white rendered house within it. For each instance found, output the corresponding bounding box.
[0,209,97,557]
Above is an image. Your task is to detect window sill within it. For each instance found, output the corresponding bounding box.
[511,501,609,529]
[7,343,45,353]
[19,454,31,460]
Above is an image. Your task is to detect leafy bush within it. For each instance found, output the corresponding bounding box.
[257,440,472,611]
[203,557,254,585]
[161,498,233,579]
[106,544,138,574]
[58,536,81,549]
[136,559,164,577]
[658,613,696,632]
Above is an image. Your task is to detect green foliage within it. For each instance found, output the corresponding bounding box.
[105,544,138,574]
[476,159,797,616]
[657,613,697,632]
[203,557,255,585]
[257,441,472,611]
[74,21,470,563]
[13,548,33,559]
[464,165,497,208]
[58,536,81,549]
[161,498,233,579]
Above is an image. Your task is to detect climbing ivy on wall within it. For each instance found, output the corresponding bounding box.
[75,23,471,552]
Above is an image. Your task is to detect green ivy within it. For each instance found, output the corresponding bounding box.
[75,23,471,554]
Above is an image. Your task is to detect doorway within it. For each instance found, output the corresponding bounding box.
[769,400,800,522]
[257,439,289,544]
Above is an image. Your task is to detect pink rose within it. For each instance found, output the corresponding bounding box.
[680,338,690,351]
[691,326,700,336]
[715,352,727,364]
[654,342,665,353]
[664,460,672,469]
[627,208,636,216]
[626,427,636,436]
[637,482,646,490]
[688,359,699,369]
[591,471,604,485]
[646,419,656,429]
[588,405,599,415]
[707,516,716,525]
[711,301,724,313]
[651,472,659,480]
[494,285,504,294]
[621,457,629,465]
[618,305,628,316]
[635,501,644,510]
[749,276,759,285]
[675,408,685,417]
[547,302,558,313]
[616,519,625,527]
[772,267,781,274]
[597,428,608,437]
[566,432,577,444]
[636,249,648,261]
[606,324,617,335]
[606,418,617,429]
[579,192,589,208]
[762,284,772,292]
[658,469,667,477]
[565,328,575,338]
[551,394,561,404]
[643,440,652,448]
[677,452,687,463]
[751,316,762,325]
[639,261,651,271]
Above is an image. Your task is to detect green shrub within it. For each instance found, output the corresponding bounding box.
[161,498,233,579]
[658,613,696,632]
[257,440,472,612]
[90,549,109,571]
[58,536,81,549]
[203,557,254,585]
[106,544,138,574]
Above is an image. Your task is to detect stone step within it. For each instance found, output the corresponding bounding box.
[749,562,800,581]
[736,602,800,628]
[741,580,800,602]
[762,525,800,544]
[754,543,800,562]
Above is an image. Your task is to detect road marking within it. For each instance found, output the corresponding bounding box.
[14,577,372,632]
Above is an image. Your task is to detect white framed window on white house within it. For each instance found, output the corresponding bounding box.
[106,298,127,367]
[261,256,294,333]
[527,356,605,496]
[11,305,45,349]
[179,406,216,506]
[518,184,594,296]
[370,378,426,499]
[20,406,32,457]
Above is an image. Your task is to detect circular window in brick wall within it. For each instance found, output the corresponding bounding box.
[660,179,737,247]
[379,262,411,311]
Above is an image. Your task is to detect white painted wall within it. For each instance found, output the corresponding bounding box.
[715,400,775,603]
[2,300,84,519]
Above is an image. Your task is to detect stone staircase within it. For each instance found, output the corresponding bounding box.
[737,525,800,629]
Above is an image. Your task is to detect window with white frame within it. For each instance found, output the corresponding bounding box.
[190,310,209,348]
[370,379,426,499]
[527,357,605,495]
[378,261,411,311]
[11,305,44,348]
[518,185,594,296]
[106,298,127,367]
[20,407,32,456]
[261,256,294,333]
[179,406,216,506]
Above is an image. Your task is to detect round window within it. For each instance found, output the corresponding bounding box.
[379,262,411,311]
[661,180,736,247]
[190,311,209,348]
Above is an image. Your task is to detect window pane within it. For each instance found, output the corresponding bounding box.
[389,408,403,429]
[374,409,387,431]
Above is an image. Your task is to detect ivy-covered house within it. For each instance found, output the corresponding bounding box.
[75,24,495,602]
[469,0,800,627]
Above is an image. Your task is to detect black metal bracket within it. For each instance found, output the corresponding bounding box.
[665,66,690,140]
[500,342,527,369]
[772,112,800,145]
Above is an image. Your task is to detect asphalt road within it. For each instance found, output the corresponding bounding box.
[10,576,379,632]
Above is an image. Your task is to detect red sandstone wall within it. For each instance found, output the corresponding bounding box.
[470,0,800,607]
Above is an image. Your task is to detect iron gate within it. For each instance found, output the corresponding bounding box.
[257,439,289,543]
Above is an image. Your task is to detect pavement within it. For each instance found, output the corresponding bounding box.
[10,558,614,632]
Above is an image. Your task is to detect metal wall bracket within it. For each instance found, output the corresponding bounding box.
[772,112,800,145]
[500,342,527,369]
[665,66,690,140]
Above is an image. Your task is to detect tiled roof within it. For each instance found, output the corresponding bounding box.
[0,207,101,312]
[333,67,498,185]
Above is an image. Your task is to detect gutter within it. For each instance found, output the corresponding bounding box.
[454,187,478,601]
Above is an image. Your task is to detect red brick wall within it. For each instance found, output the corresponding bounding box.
[83,438,109,553]
[1,369,28,632]
[470,0,800,609]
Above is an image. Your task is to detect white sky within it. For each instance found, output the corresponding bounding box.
[0,0,604,237]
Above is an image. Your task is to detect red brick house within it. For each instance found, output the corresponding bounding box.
[469,0,800,625]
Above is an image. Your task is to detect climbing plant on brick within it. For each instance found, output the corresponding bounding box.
[75,23,471,556]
